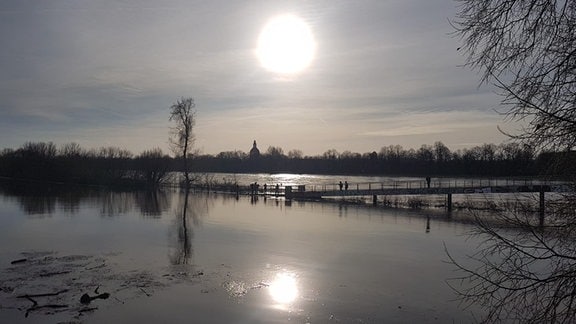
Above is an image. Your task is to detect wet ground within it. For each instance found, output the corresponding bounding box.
[0,251,201,323]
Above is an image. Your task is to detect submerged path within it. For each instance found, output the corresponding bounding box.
[242,178,561,200]
[277,179,563,220]
[284,183,554,200]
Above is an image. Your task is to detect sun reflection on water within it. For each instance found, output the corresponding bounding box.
[269,272,299,305]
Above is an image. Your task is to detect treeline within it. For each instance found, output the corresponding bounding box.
[0,142,172,187]
[192,142,539,176]
[0,141,567,187]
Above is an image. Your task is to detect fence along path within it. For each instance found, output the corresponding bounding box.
[277,178,562,223]
[284,178,554,198]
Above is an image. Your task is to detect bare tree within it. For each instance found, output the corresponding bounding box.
[287,149,303,159]
[59,142,84,158]
[451,1,576,322]
[454,0,576,152]
[169,97,196,187]
[265,146,284,157]
[322,149,339,159]
[135,148,171,187]
[433,141,452,163]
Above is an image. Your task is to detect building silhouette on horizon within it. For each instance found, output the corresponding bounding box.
[249,140,260,159]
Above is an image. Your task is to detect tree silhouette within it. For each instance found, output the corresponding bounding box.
[454,0,576,151]
[169,97,196,187]
[451,1,576,322]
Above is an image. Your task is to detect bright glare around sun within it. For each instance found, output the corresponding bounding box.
[256,14,316,74]
[269,272,298,304]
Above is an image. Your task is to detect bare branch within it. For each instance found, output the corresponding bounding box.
[453,0,576,152]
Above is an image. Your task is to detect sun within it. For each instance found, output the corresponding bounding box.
[256,14,317,75]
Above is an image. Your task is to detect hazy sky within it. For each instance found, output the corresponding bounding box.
[0,0,514,156]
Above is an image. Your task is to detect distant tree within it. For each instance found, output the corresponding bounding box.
[236,150,248,159]
[323,149,339,160]
[464,146,482,161]
[19,142,58,179]
[497,142,522,161]
[20,141,57,159]
[58,142,84,158]
[265,146,284,158]
[416,145,434,163]
[216,150,247,159]
[95,146,133,182]
[340,150,361,159]
[287,149,303,159]
[98,146,133,159]
[478,143,497,162]
[0,148,14,157]
[433,141,451,163]
[169,97,196,187]
[135,148,171,186]
[379,145,397,160]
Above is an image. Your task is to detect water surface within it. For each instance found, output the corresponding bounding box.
[0,180,483,323]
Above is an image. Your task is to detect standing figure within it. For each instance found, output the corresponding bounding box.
[344,181,349,191]
[426,176,431,188]
[339,181,343,191]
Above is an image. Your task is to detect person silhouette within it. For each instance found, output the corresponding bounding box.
[344,181,349,191]
[339,181,343,191]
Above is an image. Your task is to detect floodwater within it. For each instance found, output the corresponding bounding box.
[0,177,486,323]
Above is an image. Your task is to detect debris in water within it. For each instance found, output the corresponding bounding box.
[80,292,110,305]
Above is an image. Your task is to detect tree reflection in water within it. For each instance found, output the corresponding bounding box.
[169,188,209,265]
[135,190,169,218]
[0,180,172,218]
[0,180,83,216]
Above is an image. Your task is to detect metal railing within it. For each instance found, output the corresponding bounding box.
[302,178,550,193]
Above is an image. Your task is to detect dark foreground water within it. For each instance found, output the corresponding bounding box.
[0,180,484,323]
